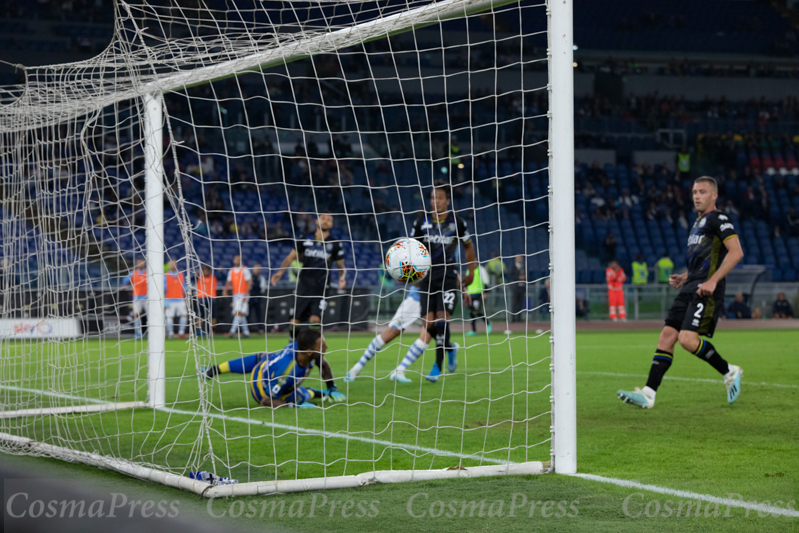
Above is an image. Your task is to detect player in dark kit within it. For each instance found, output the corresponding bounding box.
[390,181,476,383]
[618,177,744,408]
[271,214,346,338]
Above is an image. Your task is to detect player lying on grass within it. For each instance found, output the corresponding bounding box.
[342,285,460,382]
[618,176,744,409]
[199,329,345,408]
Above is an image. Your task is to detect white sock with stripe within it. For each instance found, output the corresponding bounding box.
[397,339,428,371]
[354,334,387,374]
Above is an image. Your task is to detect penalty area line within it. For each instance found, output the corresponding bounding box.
[570,473,799,518]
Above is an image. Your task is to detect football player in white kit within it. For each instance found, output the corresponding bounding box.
[344,285,459,382]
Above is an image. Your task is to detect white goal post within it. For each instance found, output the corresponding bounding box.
[0,0,575,494]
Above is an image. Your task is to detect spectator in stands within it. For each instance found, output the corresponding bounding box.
[786,208,799,237]
[333,135,353,159]
[604,233,617,262]
[587,161,607,182]
[194,212,208,236]
[590,192,606,213]
[723,200,739,218]
[509,255,526,323]
[248,265,268,333]
[676,209,689,230]
[226,216,239,237]
[575,207,586,226]
[267,220,288,241]
[617,188,639,209]
[646,201,659,221]
[752,307,763,319]
[726,293,752,319]
[538,279,550,318]
[306,135,319,160]
[581,180,596,198]
[576,294,589,320]
[772,293,794,319]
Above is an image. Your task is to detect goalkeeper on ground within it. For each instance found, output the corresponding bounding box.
[199,329,344,408]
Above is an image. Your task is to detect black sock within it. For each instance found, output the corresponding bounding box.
[289,323,298,340]
[645,350,673,391]
[435,322,446,371]
[205,365,220,378]
[470,311,478,332]
[691,339,729,375]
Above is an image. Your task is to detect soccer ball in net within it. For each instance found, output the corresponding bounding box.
[385,238,431,283]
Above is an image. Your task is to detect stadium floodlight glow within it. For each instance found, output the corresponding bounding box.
[0,0,575,495]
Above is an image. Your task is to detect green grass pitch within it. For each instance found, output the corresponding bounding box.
[1,328,797,532]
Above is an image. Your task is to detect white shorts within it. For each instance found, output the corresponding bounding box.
[165,299,188,318]
[388,297,421,331]
[132,297,146,316]
[231,294,249,316]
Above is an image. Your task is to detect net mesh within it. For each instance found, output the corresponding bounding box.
[0,0,554,486]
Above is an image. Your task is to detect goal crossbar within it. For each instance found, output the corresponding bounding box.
[1,0,520,133]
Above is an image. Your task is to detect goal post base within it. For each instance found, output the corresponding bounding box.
[203,461,551,498]
[0,429,549,497]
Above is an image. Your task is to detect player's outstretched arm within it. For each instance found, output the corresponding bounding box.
[697,237,744,297]
[271,249,297,286]
[317,355,346,403]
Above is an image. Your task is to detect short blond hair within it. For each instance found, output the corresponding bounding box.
[694,176,718,191]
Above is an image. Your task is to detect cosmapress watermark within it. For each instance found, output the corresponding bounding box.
[206,493,380,519]
[406,493,579,518]
[622,493,798,518]
[5,492,180,519]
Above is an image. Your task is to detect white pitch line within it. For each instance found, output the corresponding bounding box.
[0,384,512,467]
[156,405,512,466]
[579,371,799,389]
[571,473,799,518]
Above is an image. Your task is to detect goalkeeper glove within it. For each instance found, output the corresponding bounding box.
[326,385,346,404]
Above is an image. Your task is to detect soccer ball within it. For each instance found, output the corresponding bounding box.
[385,238,431,283]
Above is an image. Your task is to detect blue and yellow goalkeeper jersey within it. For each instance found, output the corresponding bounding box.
[249,342,315,402]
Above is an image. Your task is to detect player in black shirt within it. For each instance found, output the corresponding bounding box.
[390,181,476,383]
[271,214,346,338]
[618,177,745,409]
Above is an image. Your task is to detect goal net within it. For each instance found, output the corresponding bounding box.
[0,0,574,496]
